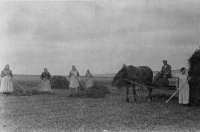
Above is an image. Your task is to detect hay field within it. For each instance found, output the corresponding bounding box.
[0,68,180,87]
[1,73,200,132]
[1,86,200,132]
[0,75,113,88]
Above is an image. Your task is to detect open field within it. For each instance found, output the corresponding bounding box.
[0,69,181,87]
[0,74,175,90]
[1,72,199,132]
[1,86,200,132]
[0,75,113,88]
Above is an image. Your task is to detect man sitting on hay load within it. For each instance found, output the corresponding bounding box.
[152,60,172,86]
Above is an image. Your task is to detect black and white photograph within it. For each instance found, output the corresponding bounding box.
[0,0,200,131]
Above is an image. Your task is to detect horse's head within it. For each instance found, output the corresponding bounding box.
[112,64,128,87]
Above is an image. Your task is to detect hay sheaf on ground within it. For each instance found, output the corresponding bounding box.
[72,85,110,98]
[50,76,69,89]
[188,48,200,106]
[0,89,54,96]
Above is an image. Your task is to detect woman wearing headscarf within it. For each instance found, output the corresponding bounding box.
[69,65,80,95]
[85,69,93,89]
[175,67,191,107]
[40,68,51,92]
[0,64,13,93]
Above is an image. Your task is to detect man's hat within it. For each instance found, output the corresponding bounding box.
[163,60,167,62]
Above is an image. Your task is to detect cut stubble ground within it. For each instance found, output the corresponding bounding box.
[0,86,200,132]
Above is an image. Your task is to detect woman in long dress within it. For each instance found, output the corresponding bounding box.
[0,64,13,93]
[175,67,190,106]
[85,69,93,89]
[40,68,51,92]
[69,65,80,95]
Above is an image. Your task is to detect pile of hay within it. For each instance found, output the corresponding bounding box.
[188,48,200,106]
[0,89,53,96]
[50,76,69,89]
[72,85,110,98]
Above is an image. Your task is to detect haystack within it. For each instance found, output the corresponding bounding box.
[72,85,110,98]
[50,76,69,89]
[188,48,200,106]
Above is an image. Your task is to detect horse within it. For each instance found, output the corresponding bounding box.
[112,64,153,102]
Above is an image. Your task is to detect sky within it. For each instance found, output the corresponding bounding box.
[0,0,200,75]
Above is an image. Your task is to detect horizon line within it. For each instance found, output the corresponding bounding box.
[11,69,182,76]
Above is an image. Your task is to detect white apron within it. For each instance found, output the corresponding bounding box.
[175,73,189,104]
[85,73,93,88]
[69,71,79,94]
[41,79,51,92]
[0,75,13,93]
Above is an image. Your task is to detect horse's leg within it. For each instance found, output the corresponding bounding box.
[132,84,137,102]
[126,86,129,102]
[148,85,153,102]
